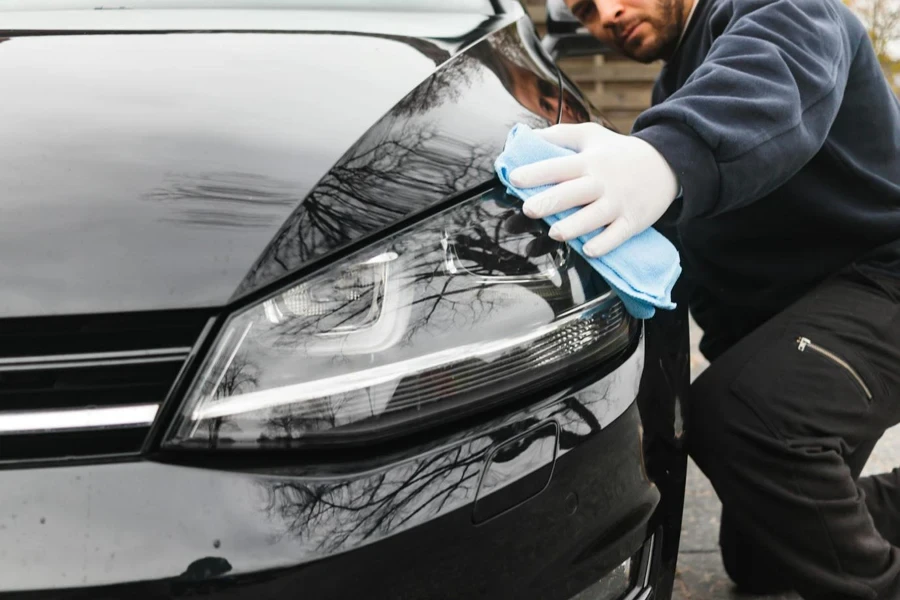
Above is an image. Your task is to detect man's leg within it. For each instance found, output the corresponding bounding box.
[718,439,880,595]
[687,268,900,599]
[718,506,793,594]
[860,469,900,547]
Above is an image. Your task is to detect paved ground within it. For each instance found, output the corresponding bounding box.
[673,318,900,600]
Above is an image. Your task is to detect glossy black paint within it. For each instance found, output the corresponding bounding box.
[0,6,690,599]
[232,18,571,300]
[1,320,687,599]
[472,420,559,524]
[0,9,566,318]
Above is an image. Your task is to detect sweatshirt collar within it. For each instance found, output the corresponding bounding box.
[672,0,700,55]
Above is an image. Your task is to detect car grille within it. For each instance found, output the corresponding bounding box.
[0,310,211,464]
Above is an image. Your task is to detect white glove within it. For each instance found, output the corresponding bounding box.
[509,123,680,257]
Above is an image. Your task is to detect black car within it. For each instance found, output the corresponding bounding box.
[0,2,690,598]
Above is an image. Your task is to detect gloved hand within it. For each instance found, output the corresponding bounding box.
[509,123,680,257]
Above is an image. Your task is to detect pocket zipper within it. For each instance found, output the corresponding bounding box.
[796,337,873,400]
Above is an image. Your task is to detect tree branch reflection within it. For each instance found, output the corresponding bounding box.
[236,26,562,295]
[262,443,485,552]
[256,393,613,553]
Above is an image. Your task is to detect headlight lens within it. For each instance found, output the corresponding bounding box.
[164,188,635,449]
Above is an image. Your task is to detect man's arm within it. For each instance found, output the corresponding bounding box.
[633,0,861,220]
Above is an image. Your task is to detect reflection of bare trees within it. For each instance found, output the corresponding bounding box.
[196,189,586,446]
[390,197,572,343]
[556,397,604,449]
[260,396,343,445]
[258,394,613,552]
[235,24,560,296]
[237,116,496,295]
[197,353,261,447]
[392,53,481,118]
[215,353,261,398]
[263,444,484,551]
[179,21,612,449]
[450,214,573,313]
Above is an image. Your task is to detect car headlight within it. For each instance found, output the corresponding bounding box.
[163,188,635,450]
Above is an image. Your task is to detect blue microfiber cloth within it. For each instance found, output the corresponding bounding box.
[494,123,681,319]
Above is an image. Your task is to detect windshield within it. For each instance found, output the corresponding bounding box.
[0,0,497,11]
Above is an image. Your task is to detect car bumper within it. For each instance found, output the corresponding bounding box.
[0,323,687,600]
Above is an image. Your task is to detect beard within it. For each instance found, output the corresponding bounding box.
[621,0,686,63]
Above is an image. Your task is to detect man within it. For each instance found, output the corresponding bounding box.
[509,0,900,598]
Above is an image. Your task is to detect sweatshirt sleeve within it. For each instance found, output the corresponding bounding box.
[632,0,860,220]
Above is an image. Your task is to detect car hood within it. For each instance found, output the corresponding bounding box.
[0,11,568,319]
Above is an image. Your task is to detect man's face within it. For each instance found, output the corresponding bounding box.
[566,0,687,63]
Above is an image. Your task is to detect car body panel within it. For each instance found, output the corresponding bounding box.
[231,19,567,300]
[0,32,424,317]
[0,6,689,600]
[4,340,643,590]
[0,11,562,319]
[1,325,691,600]
[0,10,572,318]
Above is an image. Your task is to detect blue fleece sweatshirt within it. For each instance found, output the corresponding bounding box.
[632,0,900,358]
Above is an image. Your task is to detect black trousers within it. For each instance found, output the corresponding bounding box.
[687,265,900,599]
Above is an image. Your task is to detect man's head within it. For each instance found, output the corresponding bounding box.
[565,0,694,63]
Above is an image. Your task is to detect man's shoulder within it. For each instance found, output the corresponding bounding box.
[703,0,855,27]
[692,0,864,58]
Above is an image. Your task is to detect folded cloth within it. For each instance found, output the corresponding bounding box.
[494,123,681,319]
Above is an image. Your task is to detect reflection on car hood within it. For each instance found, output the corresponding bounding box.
[0,17,561,318]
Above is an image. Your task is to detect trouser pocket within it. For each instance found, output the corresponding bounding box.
[729,326,880,444]
[796,336,873,402]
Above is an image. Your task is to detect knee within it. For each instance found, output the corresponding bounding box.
[720,510,793,594]
[721,544,793,595]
